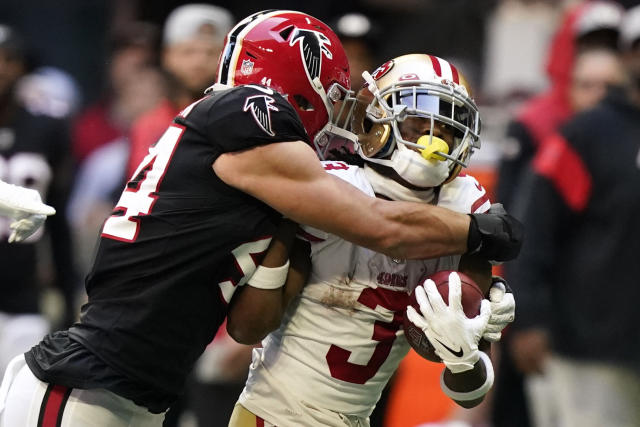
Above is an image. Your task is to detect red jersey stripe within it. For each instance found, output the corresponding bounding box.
[533,133,592,212]
[38,384,71,427]
[429,55,442,77]
[471,193,490,213]
[256,416,265,427]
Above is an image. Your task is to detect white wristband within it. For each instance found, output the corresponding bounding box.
[440,351,494,401]
[247,260,290,290]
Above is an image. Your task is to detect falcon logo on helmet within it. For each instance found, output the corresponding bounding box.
[243,95,279,136]
[289,29,333,83]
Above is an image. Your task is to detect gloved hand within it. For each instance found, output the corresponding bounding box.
[483,276,515,342]
[0,180,55,243]
[467,203,523,263]
[406,271,491,373]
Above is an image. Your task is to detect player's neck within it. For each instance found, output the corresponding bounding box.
[364,164,436,204]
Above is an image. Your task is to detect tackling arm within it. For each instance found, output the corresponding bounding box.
[226,219,311,344]
[213,140,522,262]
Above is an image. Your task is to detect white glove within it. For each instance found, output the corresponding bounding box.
[406,271,491,373]
[483,278,515,342]
[0,180,55,243]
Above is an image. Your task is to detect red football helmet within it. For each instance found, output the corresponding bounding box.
[216,10,354,157]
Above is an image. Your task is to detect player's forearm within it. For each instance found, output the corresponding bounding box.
[227,222,308,344]
[442,351,494,409]
[458,253,492,294]
[368,199,470,260]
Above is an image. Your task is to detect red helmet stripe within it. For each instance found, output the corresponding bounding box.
[218,10,282,85]
[429,55,442,77]
[450,63,460,84]
[218,10,310,86]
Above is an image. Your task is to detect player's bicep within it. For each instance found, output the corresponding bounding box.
[213,140,379,239]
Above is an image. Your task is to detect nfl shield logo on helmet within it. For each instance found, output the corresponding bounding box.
[241,59,254,76]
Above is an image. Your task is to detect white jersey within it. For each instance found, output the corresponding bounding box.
[239,161,490,425]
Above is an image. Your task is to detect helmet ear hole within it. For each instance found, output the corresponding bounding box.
[294,95,314,111]
[279,26,294,41]
[363,117,373,133]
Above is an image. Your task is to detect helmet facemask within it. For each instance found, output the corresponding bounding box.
[311,80,359,159]
[352,68,481,187]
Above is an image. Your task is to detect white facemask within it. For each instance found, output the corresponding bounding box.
[389,142,451,187]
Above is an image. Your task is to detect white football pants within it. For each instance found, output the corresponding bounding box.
[0,355,165,427]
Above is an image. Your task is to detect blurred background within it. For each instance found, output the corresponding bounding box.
[1,0,639,426]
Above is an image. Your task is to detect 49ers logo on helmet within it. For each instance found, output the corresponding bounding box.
[289,28,333,84]
[370,60,394,80]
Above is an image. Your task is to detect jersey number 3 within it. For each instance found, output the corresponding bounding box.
[325,287,410,384]
[102,125,185,242]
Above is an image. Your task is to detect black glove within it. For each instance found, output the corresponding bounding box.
[467,203,523,262]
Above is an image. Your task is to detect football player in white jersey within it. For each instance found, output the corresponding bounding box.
[0,179,55,243]
[228,54,516,427]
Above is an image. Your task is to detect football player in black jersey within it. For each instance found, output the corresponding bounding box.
[0,10,522,426]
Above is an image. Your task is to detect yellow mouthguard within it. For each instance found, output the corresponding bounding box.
[417,135,449,161]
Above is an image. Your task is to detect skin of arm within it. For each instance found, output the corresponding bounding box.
[226,220,311,344]
[213,140,471,261]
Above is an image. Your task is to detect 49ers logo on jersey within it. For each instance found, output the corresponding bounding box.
[289,28,333,83]
[243,94,279,136]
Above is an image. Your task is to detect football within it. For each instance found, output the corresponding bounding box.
[402,270,484,362]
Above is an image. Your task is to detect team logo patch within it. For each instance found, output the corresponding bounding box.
[241,59,254,76]
[370,60,394,81]
[243,95,279,136]
[289,28,333,82]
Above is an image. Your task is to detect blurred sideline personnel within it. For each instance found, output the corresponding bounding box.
[67,25,164,277]
[506,5,640,427]
[229,54,515,427]
[497,0,624,208]
[0,10,521,427]
[125,3,233,177]
[72,22,160,165]
[492,3,623,426]
[0,24,76,377]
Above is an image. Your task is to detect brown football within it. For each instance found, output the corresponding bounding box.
[402,270,484,362]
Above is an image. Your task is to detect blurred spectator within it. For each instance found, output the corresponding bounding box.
[16,66,81,120]
[0,24,76,375]
[67,65,165,275]
[492,3,624,427]
[126,3,233,177]
[71,21,160,164]
[506,5,640,427]
[496,0,624,209]
[483,0,560,101]
[568,47,626,112]
[333,12,379,90]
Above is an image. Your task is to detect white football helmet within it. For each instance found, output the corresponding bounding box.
[350,54,481,186]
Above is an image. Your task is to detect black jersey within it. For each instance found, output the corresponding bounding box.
[0,102,74,313]
[26,85,309,412]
